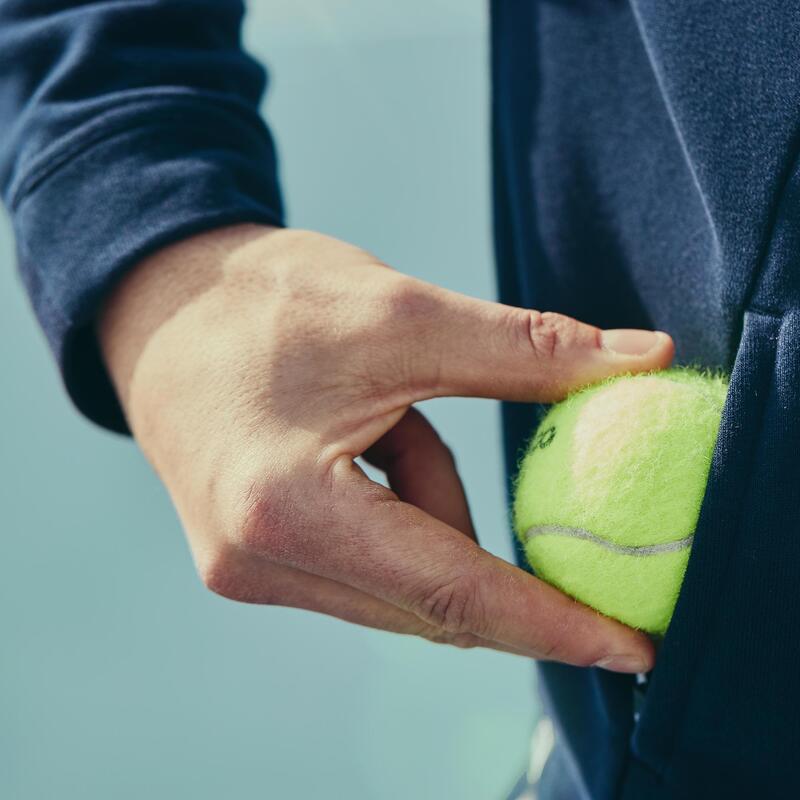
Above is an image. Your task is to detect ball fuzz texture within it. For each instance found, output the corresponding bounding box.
[512,367,728,636]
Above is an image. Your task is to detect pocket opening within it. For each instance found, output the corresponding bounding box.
[621,308,782,783]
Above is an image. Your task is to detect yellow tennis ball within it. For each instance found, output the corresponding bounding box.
[512,367,728,636]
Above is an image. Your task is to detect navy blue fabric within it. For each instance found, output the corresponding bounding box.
[2,1,800,798]
[492,2,800,799]
[0,0,284,431]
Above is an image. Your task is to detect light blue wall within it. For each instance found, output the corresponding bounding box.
[0,4,538,798]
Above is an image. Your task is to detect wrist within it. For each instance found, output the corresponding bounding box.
[96,223,280,414]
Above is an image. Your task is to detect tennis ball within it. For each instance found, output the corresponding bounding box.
[512,367,728,637]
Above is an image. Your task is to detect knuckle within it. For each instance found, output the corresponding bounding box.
[234,479,295,560]
[198,549,280,606]
[197,545,249,602]
[380,277,442,326]
[370,278,446,396]
[417,574,486,636]
[523,310,584,361]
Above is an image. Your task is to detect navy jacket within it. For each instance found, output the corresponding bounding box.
[2,2,798,798]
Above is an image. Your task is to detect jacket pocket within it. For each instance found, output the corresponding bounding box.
[619,308,792,799]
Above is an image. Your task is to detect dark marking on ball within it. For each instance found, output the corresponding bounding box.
[533,426,556,450]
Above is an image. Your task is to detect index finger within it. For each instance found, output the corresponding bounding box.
[261,457,655,673]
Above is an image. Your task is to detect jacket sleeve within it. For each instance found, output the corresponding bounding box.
[0,0,285,434]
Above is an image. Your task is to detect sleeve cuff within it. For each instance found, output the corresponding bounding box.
[9,99,285,435]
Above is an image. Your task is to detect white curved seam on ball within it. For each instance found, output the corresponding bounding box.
[523,524,694,556]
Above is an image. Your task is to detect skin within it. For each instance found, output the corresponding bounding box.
[97,223,674,671]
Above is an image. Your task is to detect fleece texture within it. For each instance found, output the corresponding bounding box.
[490,2,800,793]
[4,1,800,797]
[513,368,728,635]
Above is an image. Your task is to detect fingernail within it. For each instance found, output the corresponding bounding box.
[593,654,649,673]
[600,329,665,356]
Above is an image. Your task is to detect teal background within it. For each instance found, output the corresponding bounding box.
[0,3,537,798]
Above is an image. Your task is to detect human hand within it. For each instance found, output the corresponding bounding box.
[98,224,673,672]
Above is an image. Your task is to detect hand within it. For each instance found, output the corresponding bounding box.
[98,224,673,672]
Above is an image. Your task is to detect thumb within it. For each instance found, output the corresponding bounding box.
[398,281,674,403]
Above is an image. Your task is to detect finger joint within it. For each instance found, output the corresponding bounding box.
[417,574,486,636]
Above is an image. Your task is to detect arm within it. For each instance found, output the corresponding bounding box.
[0,0,283,430]
[2,1,670,668]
